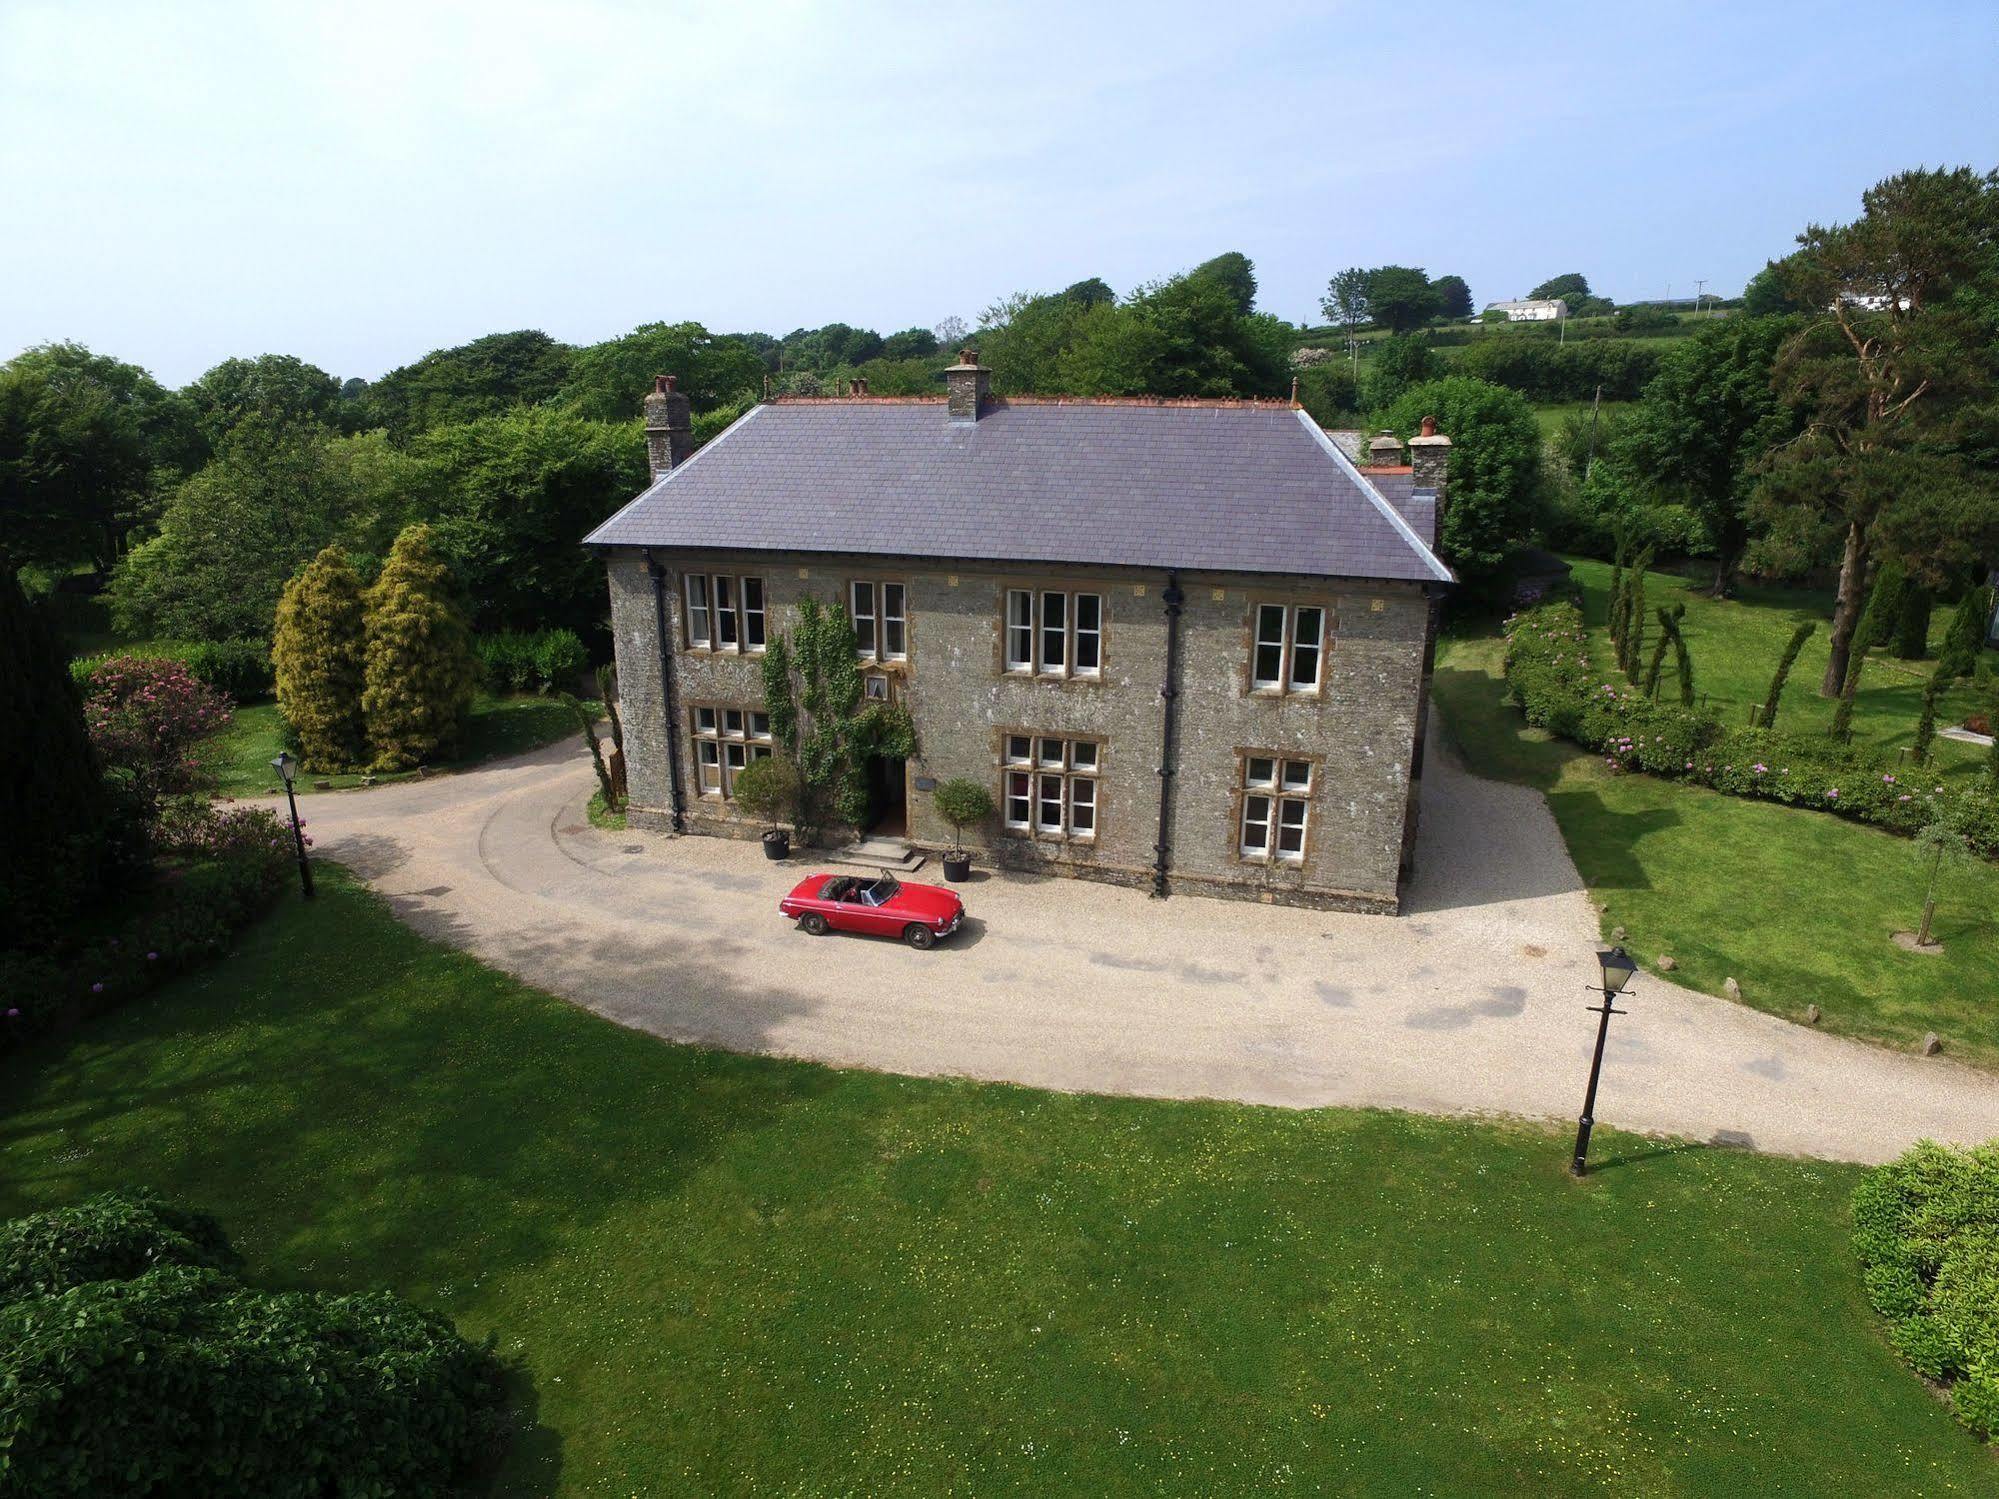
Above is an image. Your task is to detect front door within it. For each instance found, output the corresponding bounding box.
[866,756,907,838]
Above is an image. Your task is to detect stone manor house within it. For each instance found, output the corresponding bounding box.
[585,355,1452,913]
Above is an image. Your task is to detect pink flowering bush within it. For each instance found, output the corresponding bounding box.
[84,656,234,808]
[1505,601,1999,857]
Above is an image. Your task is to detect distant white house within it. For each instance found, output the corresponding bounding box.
[1486,298,1568,322]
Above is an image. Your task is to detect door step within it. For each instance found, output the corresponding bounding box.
[826,839,926,873]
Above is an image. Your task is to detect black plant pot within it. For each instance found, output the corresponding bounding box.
[762,830,790,861]
[941,851,972,882]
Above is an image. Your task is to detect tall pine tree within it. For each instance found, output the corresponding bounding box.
[362,524,476,770]
[273,544,367,770]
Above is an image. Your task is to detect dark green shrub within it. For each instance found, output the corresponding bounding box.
[0,1189,239,1303]
[932,778,995,851]
[1937,586,1995,680]
[1894,586,1933,661]
[733,752,802,832]
[474,628,588,694]
[71,638,273,700]
[1852,1141,1999,1438]
[0,1264,504,1496]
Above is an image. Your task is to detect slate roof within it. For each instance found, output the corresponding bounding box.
[584,400,1451,584]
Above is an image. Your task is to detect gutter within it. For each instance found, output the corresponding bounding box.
[644,550,687,832]
[1153,571,1184,898]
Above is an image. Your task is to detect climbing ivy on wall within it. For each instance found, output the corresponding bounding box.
[759,596,916,838]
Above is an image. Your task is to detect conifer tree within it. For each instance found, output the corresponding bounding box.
[361,524,476,770]
[272,544,366,770]
[1912,677,1941,765]
[1758,622,1814,730]
[1936,586,1993,680]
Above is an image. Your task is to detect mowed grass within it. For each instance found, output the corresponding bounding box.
[1433,630,1999,1065]
[0,870,1988,1495]
[206,693,588,796]
[1568,556,1995,785]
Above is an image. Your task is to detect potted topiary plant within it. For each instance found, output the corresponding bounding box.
[930,777,994,882]
[733,753,802,860]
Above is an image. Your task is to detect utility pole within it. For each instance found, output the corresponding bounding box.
[1694,278,1708,316]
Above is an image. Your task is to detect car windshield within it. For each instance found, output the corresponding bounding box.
[859,877,899,907]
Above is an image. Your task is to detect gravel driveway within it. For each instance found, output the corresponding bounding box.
[262,720,1999,1164]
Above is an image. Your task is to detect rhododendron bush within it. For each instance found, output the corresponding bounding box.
[83,655,233,805]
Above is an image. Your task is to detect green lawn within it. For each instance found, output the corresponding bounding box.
[1433,629,1999,1065]
[1,871,1990,1494]
[1532,399,1634,438]
[1568,556,1995,784]
[206,693,589,796]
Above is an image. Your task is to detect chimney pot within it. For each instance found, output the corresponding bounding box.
[1419,414,1437,438]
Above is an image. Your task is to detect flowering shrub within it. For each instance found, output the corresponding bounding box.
[1504,601,1999,856]
[83,656,234,806]
[0,806,292,1054]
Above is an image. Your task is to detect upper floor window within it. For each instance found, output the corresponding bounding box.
[850,580,907,661]
[686,574,766,653]
[1001,732,1099,840]
[1004,588,1102,679]
[691,703,773,798]
[1251,603,1326,693]
[1239,754,1313,863]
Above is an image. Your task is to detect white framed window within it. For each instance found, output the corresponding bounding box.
[1004,588,1104,680]
[850,579,908,662]
[1239,755,1312,863]
[685,574,767,654]
[1250,602,1328,693]
[1001,732,1100,840]
[690,702,774,798]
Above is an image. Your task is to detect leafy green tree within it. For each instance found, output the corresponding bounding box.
[779,323,884,370]
[413,404,647,637]
[1060,279,1116,310]
[0,343,193,573]
[558,322,766,421]
[0,574,106,949]
[362,330,574,437]
[1752,166,1999,695]
[186,355,341,445]
[1528,273,1590,302]
[1319,267,1370,340]
[361,524,477,769]
[1611,315,1796,594]
[105,420,414,640]
[1362,335,1435,407]
[931,777,994,852]
[272,545,367,770]
[878,327,941,359]
[1431,274,1474,320]
[1190,252,1258,316]
[1742,262,1804,316]
[1365,266,1439,333]
[1385,376,1541,582]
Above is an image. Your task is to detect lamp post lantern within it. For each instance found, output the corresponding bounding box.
[1570,945,1638,1176]
[271,752,314,899]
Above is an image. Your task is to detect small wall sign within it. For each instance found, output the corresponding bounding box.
[913,776,937,791]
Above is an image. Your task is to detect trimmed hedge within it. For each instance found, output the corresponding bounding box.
[70,638,274,701]
[475,627,589,695]
[0,804,294,1055]
[1852,1141,1999,1438]
[0,1189,240,1302]
[1503,601,1999,856]
[0,1193,505,1496]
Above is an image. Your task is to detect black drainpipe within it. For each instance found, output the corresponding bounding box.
[644,550,687,833]
[1152,571,1184,898]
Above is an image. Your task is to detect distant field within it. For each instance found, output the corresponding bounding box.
[1530,399,1634,437]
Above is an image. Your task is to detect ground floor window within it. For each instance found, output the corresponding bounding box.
[691,703,773,798]
[1002,732,1099,840]
[1239,754,1313,863]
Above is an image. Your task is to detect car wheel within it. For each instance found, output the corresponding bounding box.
[799,912,828,936]
[903,923,935,950]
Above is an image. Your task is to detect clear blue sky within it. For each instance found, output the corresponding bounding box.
[3,1,1994,387]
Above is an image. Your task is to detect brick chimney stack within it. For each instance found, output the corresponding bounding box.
[1409,414,1451,526]
[644,375,693,481]
[945,348,990,423]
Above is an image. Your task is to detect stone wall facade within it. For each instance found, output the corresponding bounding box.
[602,548,1437,912]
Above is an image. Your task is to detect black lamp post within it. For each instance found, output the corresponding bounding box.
[1570,944,1638,1176]
[271,752,314,899]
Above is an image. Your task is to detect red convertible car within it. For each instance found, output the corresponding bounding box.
[778,873,966,948]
